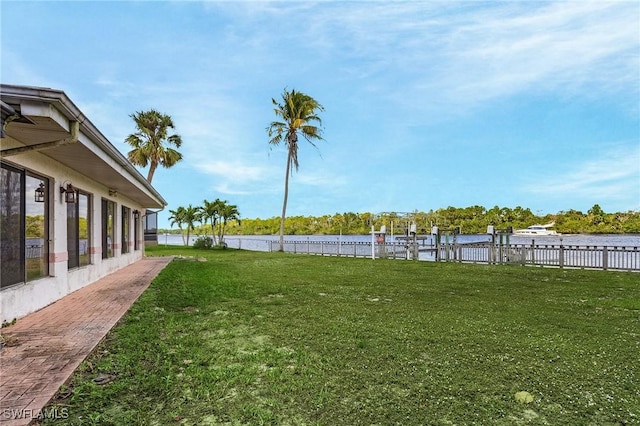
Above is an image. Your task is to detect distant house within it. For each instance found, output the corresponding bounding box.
[0,84,167,323]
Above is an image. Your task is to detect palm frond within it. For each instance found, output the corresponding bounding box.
[124,109,183,182]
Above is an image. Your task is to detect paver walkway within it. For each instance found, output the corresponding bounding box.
[0,256,172,426]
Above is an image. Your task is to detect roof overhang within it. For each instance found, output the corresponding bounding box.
[0,84,166,209]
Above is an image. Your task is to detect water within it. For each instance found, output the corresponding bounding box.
[158,233,640,250]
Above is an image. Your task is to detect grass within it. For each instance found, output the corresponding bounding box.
[44,246,639,425]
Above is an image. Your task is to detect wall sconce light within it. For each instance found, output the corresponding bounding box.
[60,182,77,203]
[133,210,140,219]
[34,182,46,203]
[108,189,118,197]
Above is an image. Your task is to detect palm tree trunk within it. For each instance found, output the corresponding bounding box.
[217,221,223,244]
[147,161,158,183]
[210,222,218,245]
[279,153,292,251]
[221,220,227,243]
[179,226,186,245]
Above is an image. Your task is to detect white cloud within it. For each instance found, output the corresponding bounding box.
[212,181,255,196]
[271,1,639,116]
[296,170,347,187]
[524,143,640,205]
[195,160,265,181]
[443,2,639,102]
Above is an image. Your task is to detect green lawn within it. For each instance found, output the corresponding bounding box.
[45,247,639,425]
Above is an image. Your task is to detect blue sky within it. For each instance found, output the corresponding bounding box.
[2,1,639,229]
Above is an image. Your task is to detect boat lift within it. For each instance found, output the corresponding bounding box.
[371,221,436,261]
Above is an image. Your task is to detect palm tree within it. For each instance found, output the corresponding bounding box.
[218,203,240,244]
[267,89,324,251]
[169,206,187,245]
[181,205,201,247]
[169,205,200,246]
[199,198,224,245]
[125,109,183,184]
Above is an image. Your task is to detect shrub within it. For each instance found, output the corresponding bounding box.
[192,236,214,249]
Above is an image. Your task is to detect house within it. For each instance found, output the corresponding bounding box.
[0,84,166,323]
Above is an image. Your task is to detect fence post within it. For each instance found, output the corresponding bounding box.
[444,233,450,262]
[602,246,608,270]
[559,243,564,268]
[530,240,535,264]
[370,226,375,260]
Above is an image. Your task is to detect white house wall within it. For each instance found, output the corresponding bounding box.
[1,143,147,324]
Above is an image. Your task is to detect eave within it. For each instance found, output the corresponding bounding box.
[0,84,166,209]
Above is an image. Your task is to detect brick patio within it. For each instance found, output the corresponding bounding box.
[0,256,172,426]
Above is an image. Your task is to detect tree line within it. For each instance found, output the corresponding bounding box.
[161,204,640,236]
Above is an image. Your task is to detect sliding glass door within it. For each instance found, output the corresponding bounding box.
[1,162,49,288]
[1,163,24,287]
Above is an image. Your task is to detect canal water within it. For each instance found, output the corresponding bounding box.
[159,233,640,250]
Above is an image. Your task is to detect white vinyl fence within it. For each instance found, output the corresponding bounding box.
[224,238,640,271]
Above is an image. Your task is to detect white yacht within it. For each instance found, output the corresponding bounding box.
[513,222,559,236]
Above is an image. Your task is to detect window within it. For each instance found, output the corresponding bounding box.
[68,191,91,269]
[25,174,48,280]
[121,206,130,254]
[1,162,49,288]
[78,193,90,266]
[134,211,140,251]
[101,199,116,259]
